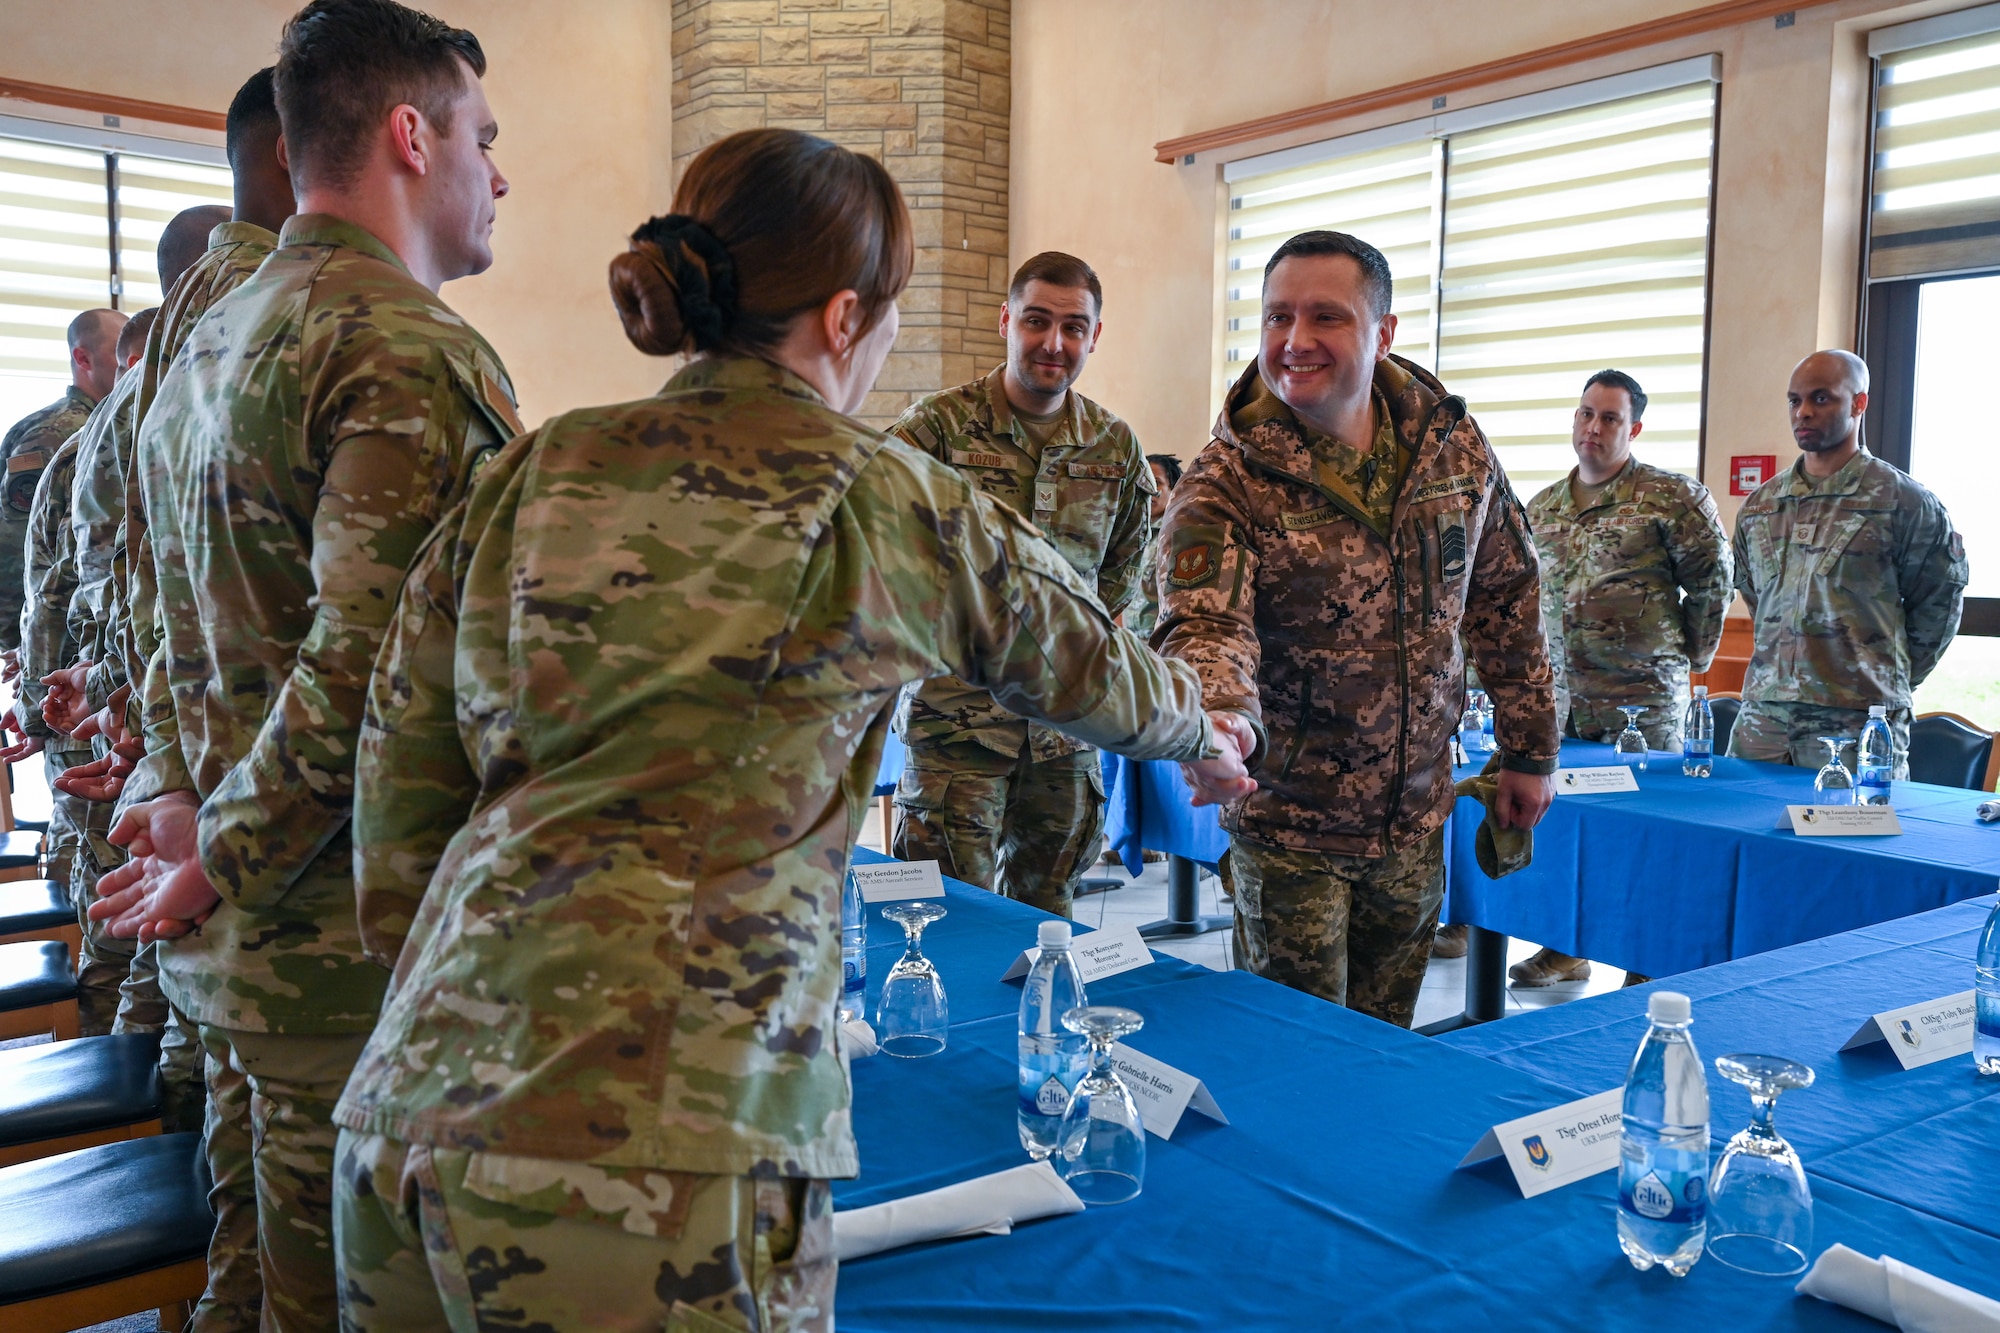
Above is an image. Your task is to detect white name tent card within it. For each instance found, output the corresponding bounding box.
[851,860,945,903]
[1460,1088,1623,1198]
[1553,766,1640,795]
[1784,805,1903,837]
[1000,924,1152,983]
[1109,1043,1228,1139]
[1841,991,1976,1070]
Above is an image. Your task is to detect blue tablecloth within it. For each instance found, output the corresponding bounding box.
[1447,741,2000,977]
[1100,752,1228,874]
[872,730,905,798]
[837,851,2000,1329]
[1443,894,2000,1245]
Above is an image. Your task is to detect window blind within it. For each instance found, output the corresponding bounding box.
[1872,27,2000,279]
[114,153,234,308]
[1436,82,1716,490]
[1222,138,1440,408]
[0,136,113,432]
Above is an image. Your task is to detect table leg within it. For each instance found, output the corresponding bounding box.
[1414,925,1510,1036]
[1138,855,1233,940]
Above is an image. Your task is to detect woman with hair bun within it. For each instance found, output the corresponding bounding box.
[330,127,1252,1331]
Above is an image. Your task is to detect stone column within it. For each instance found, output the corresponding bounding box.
[671,0,1010,427]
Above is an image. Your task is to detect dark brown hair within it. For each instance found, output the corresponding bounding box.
[1264,230,1394,323]
[610,128,913,359]
[1009,250,1102,317]
[116,308,159,362]
[274,0,486,191]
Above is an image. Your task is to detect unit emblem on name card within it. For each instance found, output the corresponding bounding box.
[1523,1135,1551,1170]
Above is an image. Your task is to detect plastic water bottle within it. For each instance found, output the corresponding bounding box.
[1018,920,1089,1159]
[1618,991,1709,1276]
[1682,686,1713,778]
[839,869,867,1025]
[1977,901,2000,1077]
[1474,691,1496,754]
[1857,706,1894,806]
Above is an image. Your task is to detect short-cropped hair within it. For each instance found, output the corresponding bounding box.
[1583,368,1648,421]
[275,0,486,190]
[1009,251,1102,318]
[1262,230,1394,323]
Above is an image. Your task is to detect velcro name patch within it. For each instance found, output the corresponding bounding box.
[1066,461,1125,480]
[1411,473,1482,504]
[950,449,1011,470]
[1280,505,1342,531]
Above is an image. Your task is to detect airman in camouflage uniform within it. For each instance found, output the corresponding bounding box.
[0,353,104,662]
[114,212,519,1333]
[1730,353,1966,773]
[888,255,1153,917]
[1529,374,1731,752]
[332,351,1219,1332]
[1159,232,1558,1028]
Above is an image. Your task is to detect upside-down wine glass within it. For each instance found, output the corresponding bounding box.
[1056,1006,1147,1205]
[1615,706,1649,771]
[876,902,948,1057]
[1812,737,1855,805]
[1706,1054,1815,1276]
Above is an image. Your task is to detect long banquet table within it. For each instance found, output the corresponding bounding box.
[835,848,2000,1330]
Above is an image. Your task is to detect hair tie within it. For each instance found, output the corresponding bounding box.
[629,214,738,351]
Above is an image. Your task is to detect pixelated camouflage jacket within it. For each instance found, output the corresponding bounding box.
[1158,356,1559,858]
[1527,457,1732,726]
[131,213,520,1034]
[1733,447,1966,710]
[887,365,1154,760]
[109,222,279,774]
[334,354,1215,1176]
[0,384,95,654]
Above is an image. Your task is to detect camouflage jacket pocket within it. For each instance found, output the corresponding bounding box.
[461,1151,699,1239]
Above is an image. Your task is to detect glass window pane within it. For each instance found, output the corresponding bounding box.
[1437,82,1715,495]
[1907,271,2000,599]
[0,134,111,430]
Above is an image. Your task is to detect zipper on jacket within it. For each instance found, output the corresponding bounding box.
[1415,521,1438,622]
[1278,675,1313,780]
[1384,540,1412,848]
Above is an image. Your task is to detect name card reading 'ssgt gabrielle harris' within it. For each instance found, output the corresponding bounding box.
[1109,1043,1228,1139]
[850,860,946,903]
[1459,1088,1624,1199]
[1841,991,1976,1070]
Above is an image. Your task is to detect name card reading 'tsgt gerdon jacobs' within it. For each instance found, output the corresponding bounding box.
[850,860,946,903]
[1785,805,1904,837]
[1000,924,1152,984]
[1109,1043,1228,1139]
[1552,766,1641,795]
[1460,1088,1623,1199]
[1842,991,1976,1070]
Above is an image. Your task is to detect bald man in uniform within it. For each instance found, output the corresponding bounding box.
[1729,350,1967,773]
[0,308,124,674]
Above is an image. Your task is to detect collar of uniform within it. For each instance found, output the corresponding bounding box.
[1221,361,1421,484]
[978,363,1083,448]
[64,383,96,413]
[1554,455,1639,516]
[1783,444,1871,498]
[278,214,411,274]
[667,353,826,405]
[206,219,279,251]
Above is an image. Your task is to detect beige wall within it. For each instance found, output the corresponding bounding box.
[1,0,675,430]
[1010,0,1958,526]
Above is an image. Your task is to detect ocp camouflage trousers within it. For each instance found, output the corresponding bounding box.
[1728,700,1911,779]
[333,1131,835,1332]
[115,942,206,1134]
[1223,830,1446,1029]
[197,1026,369,1333]
[1568,699,1684,751]
[893,740,1105,918]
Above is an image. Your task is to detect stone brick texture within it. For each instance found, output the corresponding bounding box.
[672,0,1010,427]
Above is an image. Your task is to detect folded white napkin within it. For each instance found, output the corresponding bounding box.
[833,1161,1084,1261]
[841,1019,877,1059]
[1976,799,1999,823]
[1797,1243,2000,1331]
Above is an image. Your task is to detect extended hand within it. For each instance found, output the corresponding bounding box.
[0,710,42,764]
[55,749,136,803]
[0,649,18,685]
[40,663,93,735]
[1494,767,1555,830]
[90,792,221,942]
[1185,711,1259,808]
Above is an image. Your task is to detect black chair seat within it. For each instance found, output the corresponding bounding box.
[1711,697,1741,756]
[1909,714,1995,791]
[0,828,40,870]
[0,1132,211,1302]
[0,1035,162,1149]
[0,880,69,936]
[0,941,76,1011]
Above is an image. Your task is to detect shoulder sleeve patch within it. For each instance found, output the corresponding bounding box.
[1167,522,1226,588]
